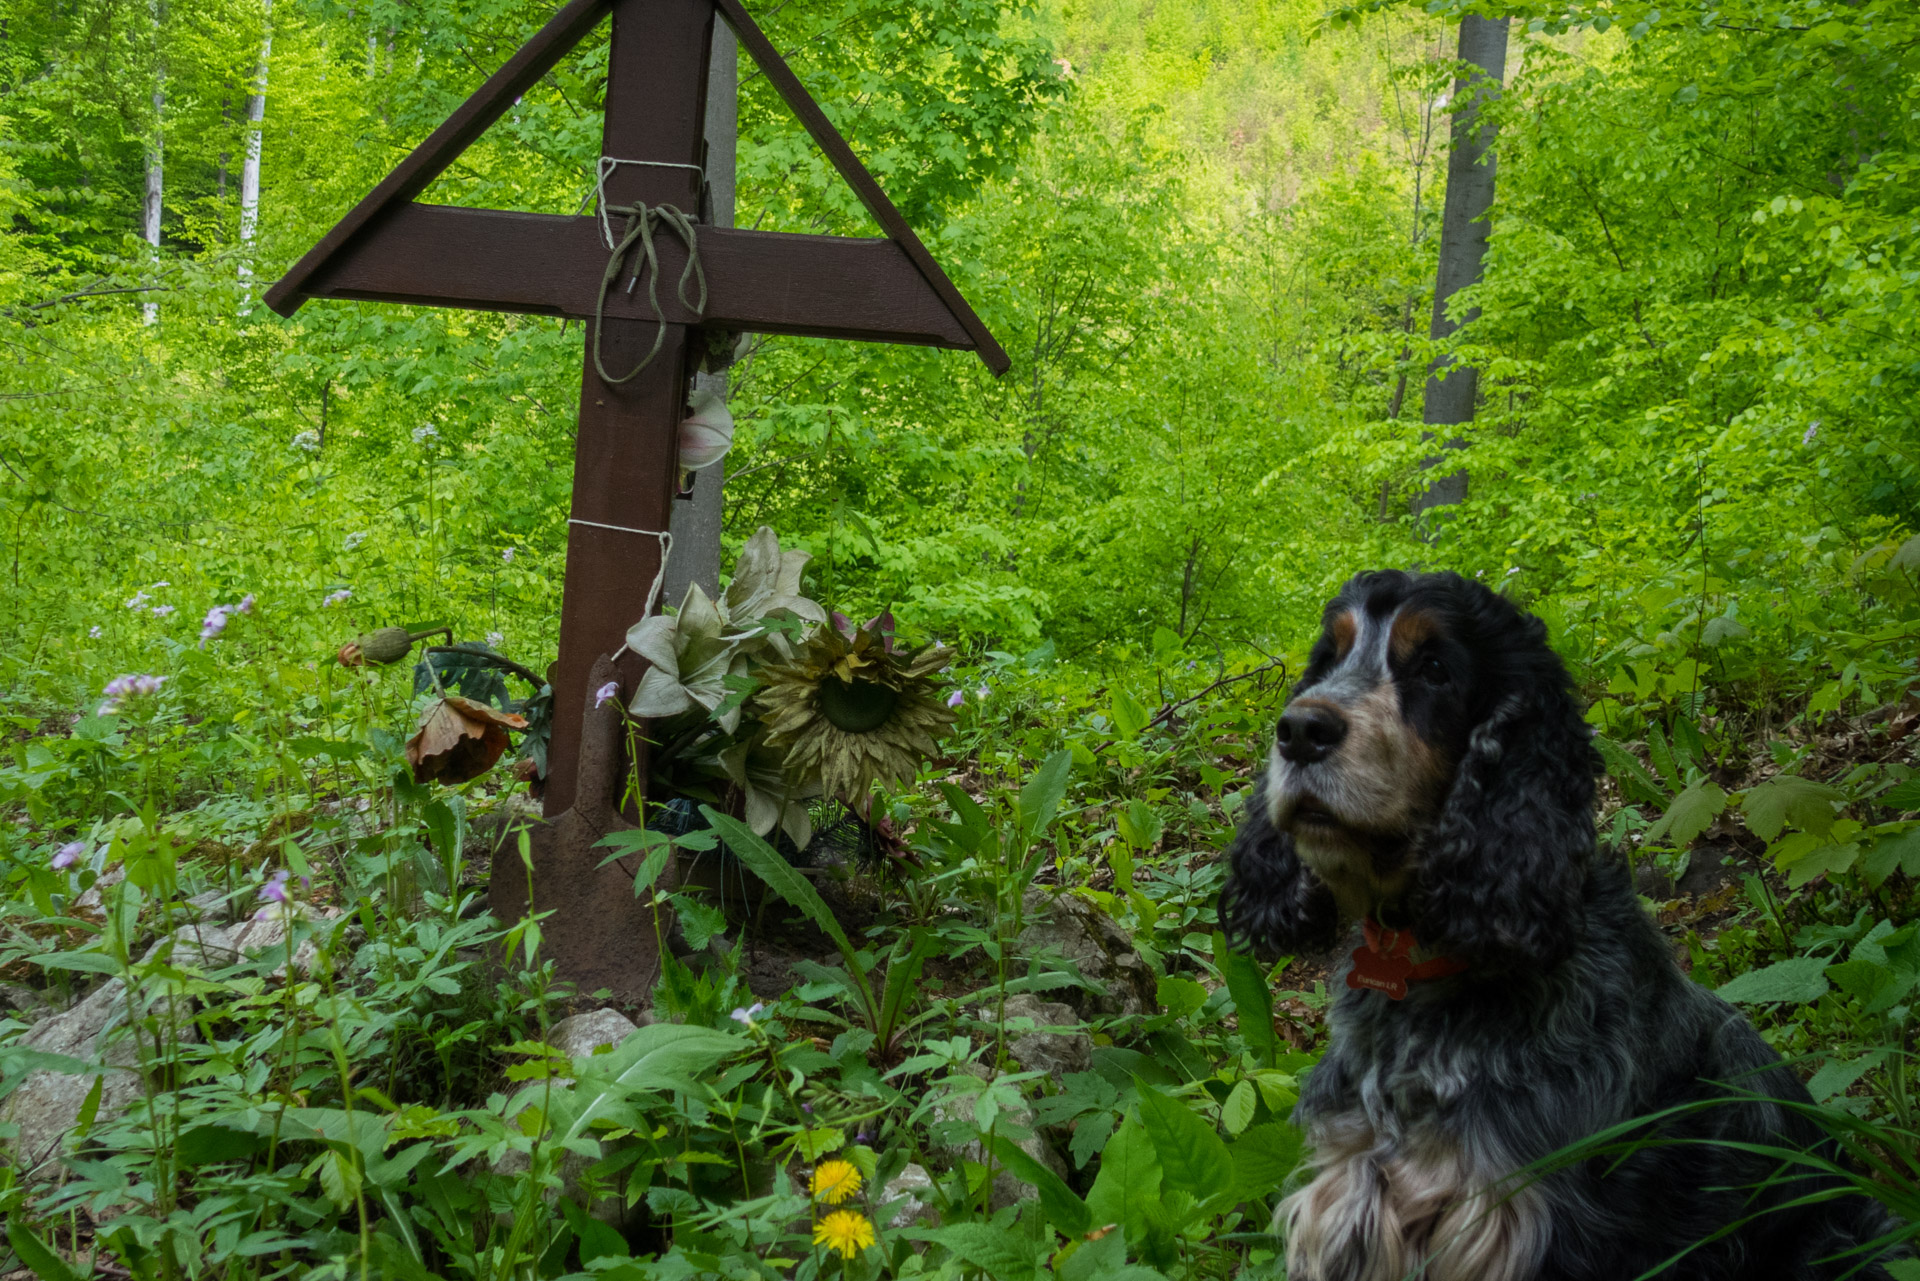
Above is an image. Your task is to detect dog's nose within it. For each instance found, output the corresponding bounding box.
[1276,703,1347,763]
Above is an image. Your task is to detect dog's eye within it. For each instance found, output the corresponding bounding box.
[1421,655,1450,686]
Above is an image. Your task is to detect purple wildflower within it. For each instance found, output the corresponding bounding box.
[52,841,85,869]
[322,588,352,607]
[151,604,175,618]
[501,548,515,564]
[486,631,504,648]
[125,590,150,610]
[200,605,231,645]
[975,684,989,700]
[946,689,965,709]
[595,680,620,708]
[729,1002,764,1026]
[1803,421,1821,445]
[258,870,291,904]
[99,674,165,714]
[236,594,255,614]
[88,625,103,639]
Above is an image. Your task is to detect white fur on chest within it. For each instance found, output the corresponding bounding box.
[1280,1113,1546,1281]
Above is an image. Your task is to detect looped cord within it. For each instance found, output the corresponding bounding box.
[566,521,676,635]
[590,159,708,387]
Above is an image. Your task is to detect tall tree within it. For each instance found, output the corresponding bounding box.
[1412,13,1508,515]
[238,0,273,294]
[142,0,167,324]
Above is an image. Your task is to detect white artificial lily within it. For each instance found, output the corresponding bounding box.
[626,583,746,732]
[679,388,734,472]
[725,526,827,655]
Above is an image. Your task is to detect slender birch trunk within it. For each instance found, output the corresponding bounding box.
[142,0,166,325]
[1412,14,1509,516]
[238,0,273,298]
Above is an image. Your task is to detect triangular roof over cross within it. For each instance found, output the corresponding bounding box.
[263,0,1008,372]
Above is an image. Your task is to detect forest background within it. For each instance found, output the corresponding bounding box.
[3,0,1920,1277]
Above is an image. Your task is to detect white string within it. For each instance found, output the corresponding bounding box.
[595,156,707,249]
[567,521,675,654]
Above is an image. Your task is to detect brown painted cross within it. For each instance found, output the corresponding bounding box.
[266,0,1006,999]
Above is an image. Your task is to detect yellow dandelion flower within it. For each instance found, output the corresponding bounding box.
[813,1209,876,1257]
[810,1158,863,1204]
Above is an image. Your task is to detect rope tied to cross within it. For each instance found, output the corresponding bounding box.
[593,200,707,385]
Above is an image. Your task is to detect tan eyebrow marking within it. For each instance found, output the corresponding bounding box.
[1390,608,1441,664]
[1330,610,1358,661]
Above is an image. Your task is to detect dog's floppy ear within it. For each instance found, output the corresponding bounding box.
[1416,674,1599,971]
[1219,772,1340,955]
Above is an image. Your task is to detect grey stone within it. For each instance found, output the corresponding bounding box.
[0,983,46,1020]
[879,1162,937,1227]
[1018,889,1156,1018]
[491,1009,642,1227]
[0,922,236,1178]
[932,1063,1073,1211]
[548,1009,639,1065]
[227,904,343,976]
[983,995,1092,1086]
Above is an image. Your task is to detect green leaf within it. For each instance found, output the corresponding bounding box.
[700,807,875,1023]
[1134,1083,1231,1203]
[1882,779,1920,811]
[176,1122,267,1167]
[1229,1121,1305,1198]
[1713,955,1831,1005]
[1862,826,1920,885]
[1115,799,1164,851]
[1085,1117,1162,1242]
[1595,735,1669,805]
[1154,975,1207,1019]
[30,950,123,975]
[1644,779,1727,846]
[5,1221,86,1281]
[1213,931,1276,1068]
[1221,1080,1257,1136]
[1018,750,1074,839]
[1741,775,1844,841]
[985,1133,1093,1238]
[929,1222,1041,1281]
[1111,689,1149,739]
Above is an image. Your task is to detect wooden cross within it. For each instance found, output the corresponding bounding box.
[266,0,1006,1000]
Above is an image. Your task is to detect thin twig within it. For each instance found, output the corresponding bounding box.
[1089,657,1290,756]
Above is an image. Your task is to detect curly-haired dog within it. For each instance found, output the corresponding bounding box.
[1219,569,1901,1281]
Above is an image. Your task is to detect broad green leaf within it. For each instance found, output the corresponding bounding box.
[5,1221,86,1281]
[30,950,123,975]
[1134,1083,1231,1203]
[929,1222,1041,1281]
[1085,1117,1162,1243]
[1111,689,1150,739]
[1713,956,1831,1005]
[1115,799,1164,851]
[1221,1080,1257,1136]
[1643,779,1726,846]
[986,1133,1092,1238]
[1018,750,1074,838]
[1213,931,1276,1067]
[1882,779,1920,811]
[1861,826,1920,886]
[1154,975,1207,1019]
[1230,1121,1305,1197]
[1741,776,1844,841]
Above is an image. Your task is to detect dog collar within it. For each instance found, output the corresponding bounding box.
[1346,919,1468,1000]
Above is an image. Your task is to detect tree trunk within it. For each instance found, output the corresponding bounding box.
[1412,13,1508,516]
[142,0,166,325]
[664,18,736,604]
[238,0,273,298]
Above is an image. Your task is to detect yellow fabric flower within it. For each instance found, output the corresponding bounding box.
[813,1209,876,1257]
[810,1158,863,1204]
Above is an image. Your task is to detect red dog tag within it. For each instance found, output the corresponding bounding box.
[1346,921,1467,1000]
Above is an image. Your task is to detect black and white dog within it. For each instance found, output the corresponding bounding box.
[1219,569,1901,1281]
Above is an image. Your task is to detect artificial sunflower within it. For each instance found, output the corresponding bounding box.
[812,1210,876,1258]
[756,615,956,807]
[810,1158,863,1205]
